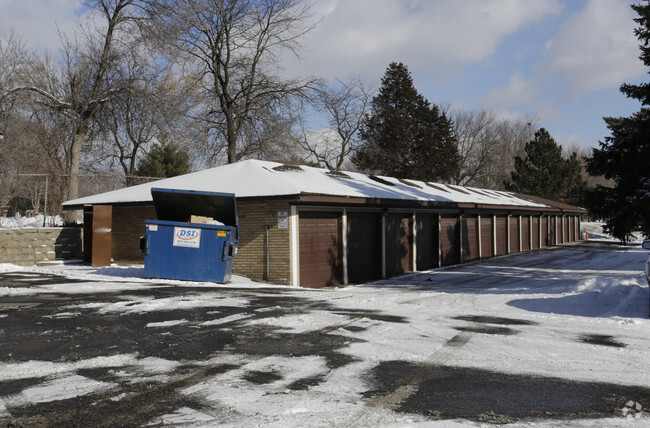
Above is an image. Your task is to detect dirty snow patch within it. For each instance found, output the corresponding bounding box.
[17,374,115,403]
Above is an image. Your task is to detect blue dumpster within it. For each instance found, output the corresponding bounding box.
[141,188,238,283]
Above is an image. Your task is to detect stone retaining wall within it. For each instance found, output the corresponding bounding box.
[0,227,83,266]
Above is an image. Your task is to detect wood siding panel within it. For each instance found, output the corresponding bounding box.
[91,205,112,267]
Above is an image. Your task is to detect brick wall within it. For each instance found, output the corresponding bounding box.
[110,204,155,263]
[105,200,292,284]
[234,200,291,285]
[0,227,82,266]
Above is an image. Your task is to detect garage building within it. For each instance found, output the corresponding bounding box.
[63,159,585,288]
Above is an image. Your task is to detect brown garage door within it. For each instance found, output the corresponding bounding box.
[462,216,479,262]
[386,213,413,277]
[347,211,382,283]
[480,216,493,258]
[509,217,519,253]
[416,212,439,270]
[441,215,460,266]
[521,216,530,251]
[299,211,342,288]
[531,216,540,249]
[541,216,549,247]
[495,216,507,256]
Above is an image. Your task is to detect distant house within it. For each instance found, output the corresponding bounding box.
[63,159,585,288]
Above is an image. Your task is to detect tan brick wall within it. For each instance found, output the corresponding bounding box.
[110,204,155,263]
[105,200,292,284]
[234,200,291,285]
[0,227,82,266]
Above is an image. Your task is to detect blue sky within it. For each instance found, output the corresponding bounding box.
[0,0,646,150]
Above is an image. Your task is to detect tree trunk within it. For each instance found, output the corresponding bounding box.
[227,121,237,163]
[227,138,237,164]
[66,131,85,222]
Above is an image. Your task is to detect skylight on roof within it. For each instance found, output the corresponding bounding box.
[369,175,395,186]
[272,164,303,172]
[398,179,422,189]
[447,184,472,195]
[479,190,501,198]
[326,170,353,179]
[425,182,449,193]
[465,188,490,197]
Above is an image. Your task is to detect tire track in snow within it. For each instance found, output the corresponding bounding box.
[347,324,477,426]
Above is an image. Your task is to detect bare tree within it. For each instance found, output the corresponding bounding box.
[0,30,29,164]
[451,109,538,190]
[562,141,613,190]
[293,77,373,170]
[235,102,301,162]
[0,32,64,211]
[451,109,502,186]
[493,116,538,190]
[90,47,194,179]
[141,0,317,164]
[1,0,138,217]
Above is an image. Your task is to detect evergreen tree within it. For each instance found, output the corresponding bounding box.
[352,62,460,181]
[135,142,191,178]
[585,1,650,242]
[504,128,585,204]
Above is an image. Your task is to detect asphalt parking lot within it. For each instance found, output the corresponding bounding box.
[1,242,649,427]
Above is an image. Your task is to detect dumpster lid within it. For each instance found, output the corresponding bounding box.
[151,188,237,227]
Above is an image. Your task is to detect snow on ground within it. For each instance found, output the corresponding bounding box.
[0,214,64,228]
[1,232,649,426]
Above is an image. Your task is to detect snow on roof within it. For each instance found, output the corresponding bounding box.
[63,159,550,209]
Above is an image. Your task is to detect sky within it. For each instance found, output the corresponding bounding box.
[0,0,646,151]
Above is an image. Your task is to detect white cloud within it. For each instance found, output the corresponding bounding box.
[482,73,546,108]
[543,0,645,97]
[0,0,82,53]
[554,132,586,151]
[288,0,564,79]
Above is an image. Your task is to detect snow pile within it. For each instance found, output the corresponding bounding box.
[619,401,644,419]
[0,214,64,228]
